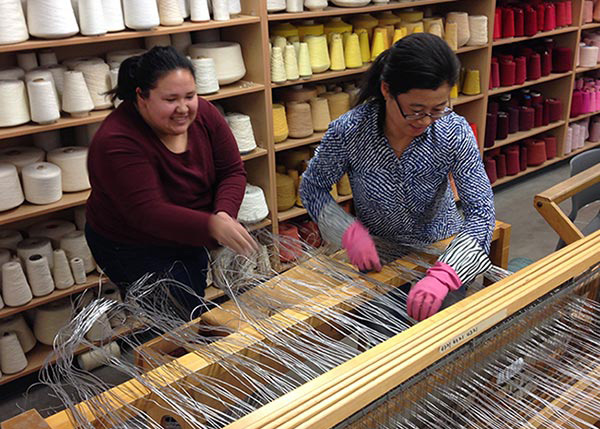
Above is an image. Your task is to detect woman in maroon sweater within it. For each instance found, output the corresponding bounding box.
[86,47,257,317]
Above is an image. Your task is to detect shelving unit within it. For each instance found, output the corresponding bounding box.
[0,0,596,385]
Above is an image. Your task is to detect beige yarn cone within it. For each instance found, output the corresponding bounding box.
[284,45,299,81]
[309,97,331,132]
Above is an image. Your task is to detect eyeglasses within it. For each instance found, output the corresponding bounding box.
[394,97,453,121]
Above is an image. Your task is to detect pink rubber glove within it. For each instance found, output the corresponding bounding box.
[407,261,461,321]
[342,221,382,272]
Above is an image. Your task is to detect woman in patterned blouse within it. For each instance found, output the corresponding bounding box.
[300,33,495,321]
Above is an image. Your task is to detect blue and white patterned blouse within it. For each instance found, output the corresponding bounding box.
[300,101,495,255]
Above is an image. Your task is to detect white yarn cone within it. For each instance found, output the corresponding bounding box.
[17,238,54,269]
[25,68,60,105]
[85,311,113,342]
[0,67,25,80]
[75,206,86,230]
[237,184,269,224]
[190,0,209,21]
[77,342,121,371]
[60,230,94,273]
[1,261,32,307]
[17,52,38,71]
[267,0,285,12]
[189,42,246,85]
[0,230,22,251]
[39,50,58,66]
[70,257,87,284]
[0,332,27,374]
[158,0,183,25]
[27,0,79,39]
[21,162,63,205]
[0,146,45,173]
[0,80,30,128]
[212,0,229,20]
[47,146,90,192]
[177,0,189,18]
[171,32,192,54]
[25,254,55,297]
[228,0,240,15]
[102,0,125,32]
[78,0,107,36]
[27,79,60,124]
[106,49,146,66]
[74,122,101,146]
[28,220,76,247]
[0,314,36,353]
[33,130,62,152]
[286,0,302,12]
[284,44,299,81]
[73,61,111,110]
[191,57,219,94]
[0,0,29,45]
[62,70,94,117]
[226,112,257,153]
[52,249,74,290]
[123,0,160,30]
[0,163,24,212]
[101,284,126,327]
[145,35,172,49]
[47,65,67,98]
[271,46,286,83]
[33,299,73,345]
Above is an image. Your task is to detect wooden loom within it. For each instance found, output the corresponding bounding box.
[7,223,600,429]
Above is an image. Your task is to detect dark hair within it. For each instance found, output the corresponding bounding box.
[356,33,460,106]
[110,46,195,103]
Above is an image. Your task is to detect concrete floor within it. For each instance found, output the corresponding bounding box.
[1,159,598,425]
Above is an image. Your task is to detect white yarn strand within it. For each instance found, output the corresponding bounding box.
[123,0,160,30]
[29,220,76,247]
[1,261,32,307]
[25,254,55,297]
[17,237,54,269]
[47,146,90,192]
[60,230,94,273]
[52,249,75,290]
[226,112,257,153]
[27,79,60,124]
[237,184,269,224]
[0,0,28,45]
[78,0,107,36]
[70,257,87,284]
[102,0,125,32]
[158,0,183,25]
[0,163,24,212]
[191,57,219,94]
[27,0,79,39]
[0,146,45,172]
[0,80,30,127]
[62,70,94,117]
[0,332,27,374]
[21,162,63,205]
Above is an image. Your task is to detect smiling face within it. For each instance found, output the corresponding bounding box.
[381,82,452,139]
[136,68,198,138]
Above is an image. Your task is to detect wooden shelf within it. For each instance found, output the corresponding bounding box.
[493,26,578,46]
[272,65,370,88]
[0,318,140,385]
[278,195,352,222]
[0,190,90,226]
[569,110,600,123]
[0,83,265,140]
[0,273,106,320]
[454,93,484,106]
[275,133,324,152]
[488,72,572,97]
[486,120,565,150]
[205,285,225,301]
[575,64,600,73]
[241,147,268,161]
[267,0,455,21]
[582,22,600,30]
[0,16,260,54]
[455,45,487,54]
[247,218,272,231]
[492,141,600,187]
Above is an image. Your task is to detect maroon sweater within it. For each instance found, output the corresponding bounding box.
[86,98,246,248]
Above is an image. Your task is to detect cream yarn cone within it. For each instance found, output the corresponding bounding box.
[305,35,330,73]
[323,91,350,120]
[272,35,287,51]
[0,314,36,353]
[297,42,312,79]
[86,311,113,342]
[33,299,73,345]
[62,70,94,117]
[52,249,74,290]
[21,162,63,205]
[158,0,183,25]
[17,238,54,269]
[25,254,55,297]
[28,217,76,248]
[78,0,107,36]
[101,284,127,327]
[344,33,362,68]
[0,332,27,374]
[446,11,469,47]
[60,231,95,273]
[309,97,331,132]
[284,45,299,81]
[271,46,286,84]
[329,34,345,71]
[304,0,326,11]
[2,261,32,307]
[70,257,87,284]
[0,163,24,212]
[191,57,219,95]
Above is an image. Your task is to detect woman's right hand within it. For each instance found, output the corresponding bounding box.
[209,211,258,256]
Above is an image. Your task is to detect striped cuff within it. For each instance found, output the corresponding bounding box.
[316,201,356,247]
[438,233,492,285]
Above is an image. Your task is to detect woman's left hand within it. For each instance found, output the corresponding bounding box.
[209,211,259,256]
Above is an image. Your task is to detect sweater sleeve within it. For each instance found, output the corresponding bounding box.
[91,136,217,247]
[299,121,355,246]
[204,103,247,218]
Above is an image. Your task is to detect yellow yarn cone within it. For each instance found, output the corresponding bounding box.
[272,22,299,38]
[373,27,389,49]
[384,24,394,46]
[444,22,458,51]
[272,104,289,143]
[298,21,324,39]
[306,35,330,73]
[270,46,286,83]
[375,11,401,26]
[462,69,480,95]
[329,33,346,71]
[370,29,386,61]
[356,29,370,63]
[297,42,313,78]
[324,17,352,36]
[344,33,362,68]
[392,27,407,44]
[395,10,423,23]
[272,35,287,51]
[284,44,299,81]
[450,83,458,99]
[350,14,378,39]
